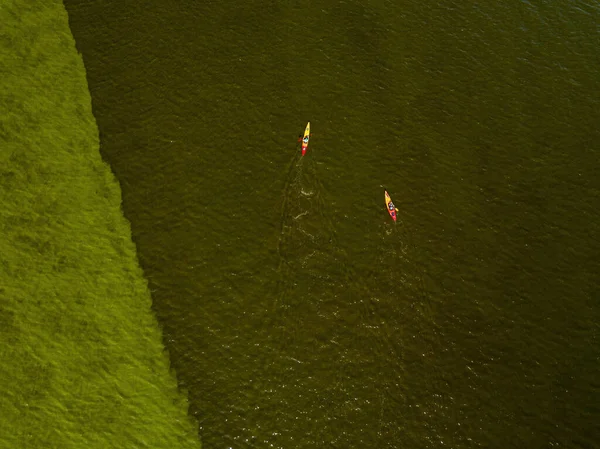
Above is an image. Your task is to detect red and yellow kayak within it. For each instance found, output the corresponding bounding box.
[301,122,310,156]
[385,190,398,222]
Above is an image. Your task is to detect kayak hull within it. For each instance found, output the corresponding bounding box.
[385,190,397,222]
[301,122,310,156]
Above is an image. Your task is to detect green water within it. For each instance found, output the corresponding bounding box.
[64,0,599,447]
[0,1,200,447]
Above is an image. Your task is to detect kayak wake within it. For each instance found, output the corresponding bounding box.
[274,150,330,309]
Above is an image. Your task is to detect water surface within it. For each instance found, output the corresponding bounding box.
[65,1,600,447]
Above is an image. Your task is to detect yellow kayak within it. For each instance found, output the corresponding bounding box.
[301,122,310,156]
[385,190,397,222]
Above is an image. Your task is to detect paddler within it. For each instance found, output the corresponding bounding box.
[386,193,399,212]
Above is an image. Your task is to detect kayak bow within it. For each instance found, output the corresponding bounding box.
[301,122,310,156]
[385,190,397,222]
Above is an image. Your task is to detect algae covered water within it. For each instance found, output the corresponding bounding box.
[0,1,200,447]
[64,0,599,447]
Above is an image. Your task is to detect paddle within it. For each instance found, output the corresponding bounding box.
[297,134,314,142]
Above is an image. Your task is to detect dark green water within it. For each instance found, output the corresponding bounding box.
[64,0,599,447]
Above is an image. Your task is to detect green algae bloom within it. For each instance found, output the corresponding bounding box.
[0,1,201,447]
